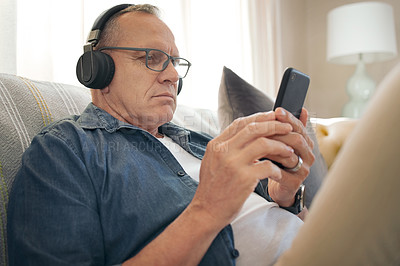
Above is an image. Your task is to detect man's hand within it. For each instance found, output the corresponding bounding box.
[190,111,296,229]
[125,109,314,266]
[267,107,315,207]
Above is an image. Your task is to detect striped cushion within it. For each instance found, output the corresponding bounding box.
[0,73,91,265]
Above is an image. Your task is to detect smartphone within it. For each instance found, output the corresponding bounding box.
[273,68,310,118]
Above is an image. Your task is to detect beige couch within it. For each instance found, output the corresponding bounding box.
[0,72,355,265]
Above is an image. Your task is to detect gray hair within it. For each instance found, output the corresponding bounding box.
[96,4,161,49]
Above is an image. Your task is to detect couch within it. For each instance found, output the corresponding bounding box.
[0,70,356,265]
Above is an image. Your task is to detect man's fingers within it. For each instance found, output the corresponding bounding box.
[275,107,305,133]
[226,120,293,152]
[253,159,282,182]
[266,153,299,170]
[271,133,315,168]
[241,138,294,165]
[275,108,314,150]
[299,107,308,127]
[218,112,276,142]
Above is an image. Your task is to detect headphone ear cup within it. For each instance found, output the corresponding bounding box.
[76,51,115,89]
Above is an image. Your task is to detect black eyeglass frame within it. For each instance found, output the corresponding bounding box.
[98,46,192,78]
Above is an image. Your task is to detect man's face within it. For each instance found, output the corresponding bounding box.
[102,12,180,133]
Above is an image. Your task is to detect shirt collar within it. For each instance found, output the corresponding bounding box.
[77,103,190,139]
[76,103,135,133]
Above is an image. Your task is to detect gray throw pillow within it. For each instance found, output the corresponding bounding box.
[218,66,328,208]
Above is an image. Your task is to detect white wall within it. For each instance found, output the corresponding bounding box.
[280,0,400,118]
[0,0,16,74]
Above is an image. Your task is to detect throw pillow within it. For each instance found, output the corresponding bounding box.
[218,66,328,208]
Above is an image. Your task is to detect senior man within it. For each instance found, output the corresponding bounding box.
[7,4,314,266]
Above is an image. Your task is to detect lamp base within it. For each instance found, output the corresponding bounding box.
[342,58,376,118]
[342,100,368,118]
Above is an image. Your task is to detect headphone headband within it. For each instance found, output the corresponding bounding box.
[87,4,133,46]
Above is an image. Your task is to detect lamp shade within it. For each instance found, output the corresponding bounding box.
[327,1,397,64]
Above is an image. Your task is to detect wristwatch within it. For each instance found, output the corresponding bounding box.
[256,181,306,215]
[281,184,305,215]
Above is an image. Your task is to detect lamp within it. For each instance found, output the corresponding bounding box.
[327,1,397,118]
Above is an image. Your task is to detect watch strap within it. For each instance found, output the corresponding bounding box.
[258,180,305,215]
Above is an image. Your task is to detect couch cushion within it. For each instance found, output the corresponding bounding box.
[218,66,328,208]
[0,73,92,265]
[172,104,219,137]
[218,67,274,130]
[314,118,357,168]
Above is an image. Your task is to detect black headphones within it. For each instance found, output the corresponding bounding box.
[76,4,183,94]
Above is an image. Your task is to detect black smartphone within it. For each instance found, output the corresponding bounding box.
[256,68,310,199]
[273,68,310,118]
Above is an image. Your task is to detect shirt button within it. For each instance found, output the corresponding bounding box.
[177,171,185,177]
[231,248,240,258]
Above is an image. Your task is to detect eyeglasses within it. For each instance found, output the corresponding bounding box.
[98,47,191,78]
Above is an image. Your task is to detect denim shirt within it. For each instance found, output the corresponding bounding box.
[7,103,237,266]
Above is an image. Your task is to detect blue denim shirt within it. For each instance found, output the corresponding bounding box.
[7,103,237,266]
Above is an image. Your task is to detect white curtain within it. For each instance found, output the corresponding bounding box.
[248,0,283,97]
[1,0,281,110]
[15,0,83,83]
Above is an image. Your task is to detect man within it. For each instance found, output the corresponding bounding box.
[7,4,314,265]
